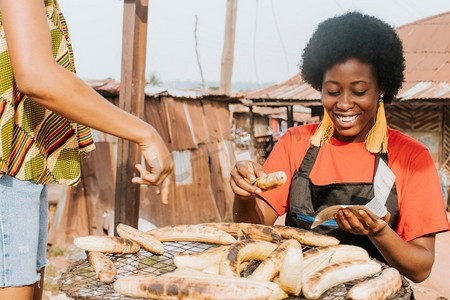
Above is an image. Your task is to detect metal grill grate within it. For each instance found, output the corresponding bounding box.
[58,241,412,300]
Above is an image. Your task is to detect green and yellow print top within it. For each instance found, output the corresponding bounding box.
[0,0,95,186]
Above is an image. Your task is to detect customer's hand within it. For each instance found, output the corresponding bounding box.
[131,134,173,204]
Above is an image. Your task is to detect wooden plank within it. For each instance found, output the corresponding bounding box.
[202,100,223,142]
[139,179,175,227]
[204,142,233,220]
[144,97,172,149]
[182,146,221,223]
[164,97,197,150]
[82,142,115,236]
[211,100,233,140]
[216,140,236,220]
[115,0,149,231]
[186,100,210,144]
[47,185,89,246]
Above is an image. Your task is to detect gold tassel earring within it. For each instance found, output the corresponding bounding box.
[365,95,388,153]
[311,109,334,146]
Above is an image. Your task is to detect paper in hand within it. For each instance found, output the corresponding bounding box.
[311,159,395,229]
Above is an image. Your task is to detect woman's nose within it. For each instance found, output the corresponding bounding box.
[336,92,353,110]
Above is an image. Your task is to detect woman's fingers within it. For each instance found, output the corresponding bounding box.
[381,211,391,223]
[132,163,157,184]
[230,174,262,196]
[335,209,366,234]
[236,163,257,183]
[133,147,174,185]
[335,209,352,230]
[237,175,262,193]
[230,178,253,197]
[131,163,172,204]
[358,209,376,228]
[159,177,170,204]
[336,208,389,236]
[230,160,264,197]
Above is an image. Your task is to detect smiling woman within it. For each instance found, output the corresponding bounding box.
[230,11,450,286]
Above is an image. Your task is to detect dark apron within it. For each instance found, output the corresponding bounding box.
[286,145,399,263]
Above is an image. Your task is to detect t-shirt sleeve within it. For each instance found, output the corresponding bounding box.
[396,148,450,241]
[260,129,304,215]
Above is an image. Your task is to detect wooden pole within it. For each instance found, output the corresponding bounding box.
[219,0,238,95]
[287,105,294,128]
[249,105,255,159]
[114,0,149,231]
[194,15,205,92]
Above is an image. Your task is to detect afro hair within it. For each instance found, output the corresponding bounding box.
[300,12,405,103]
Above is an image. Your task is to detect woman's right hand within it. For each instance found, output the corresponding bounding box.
[230,160,266,199]
[131,130,174,204]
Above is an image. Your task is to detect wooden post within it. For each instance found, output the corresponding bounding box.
[287,105,294,127]
[249,105,255,159]
[219,0,238,95]
[114,0,149,231]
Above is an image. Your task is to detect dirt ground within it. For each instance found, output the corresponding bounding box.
[43,245,83,300]
[45,214,450,300]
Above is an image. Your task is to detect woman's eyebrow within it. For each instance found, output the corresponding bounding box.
[350,80,370,85]
[323,80,369,85]
[323,80,340,84]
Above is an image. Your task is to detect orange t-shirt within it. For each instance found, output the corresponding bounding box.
[262,124,450,242]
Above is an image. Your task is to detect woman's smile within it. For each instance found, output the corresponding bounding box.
[334,113,359,126]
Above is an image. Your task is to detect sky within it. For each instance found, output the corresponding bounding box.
[58,0,450,87]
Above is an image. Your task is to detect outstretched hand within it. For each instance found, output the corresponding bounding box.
[335,208,391,237]
[131,137,174,204]
[230,160,266,199]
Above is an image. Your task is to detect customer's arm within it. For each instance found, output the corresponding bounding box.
[0,0,173,196]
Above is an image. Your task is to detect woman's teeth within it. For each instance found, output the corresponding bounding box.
[337,115,357,122]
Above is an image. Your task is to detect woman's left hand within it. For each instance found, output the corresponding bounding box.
[335,208,391,236]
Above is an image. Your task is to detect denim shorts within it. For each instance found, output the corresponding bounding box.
[0,175,49,287]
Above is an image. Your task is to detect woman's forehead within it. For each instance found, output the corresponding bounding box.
[323,58,377,82]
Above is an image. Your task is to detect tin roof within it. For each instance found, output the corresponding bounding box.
[87,79,240,102]
[242,73,321,104]
[242,11,450,102]
[396,12,450,100]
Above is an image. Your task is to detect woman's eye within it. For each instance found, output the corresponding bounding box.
[353,91,367,96]
[327,90,340,96]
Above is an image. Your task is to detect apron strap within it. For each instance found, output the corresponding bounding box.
[298,145,320,176]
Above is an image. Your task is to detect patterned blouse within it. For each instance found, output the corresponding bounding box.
[0,0,95,186]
